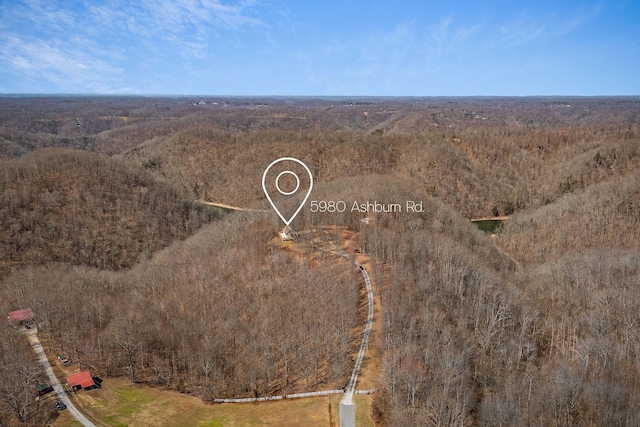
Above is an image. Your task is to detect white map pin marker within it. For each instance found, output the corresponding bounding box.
[262,157,313,226]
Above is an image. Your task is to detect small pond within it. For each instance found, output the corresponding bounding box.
[471,219,506,234]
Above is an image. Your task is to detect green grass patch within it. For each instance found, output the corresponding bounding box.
[117,388,155,405]
[55,379,345,427]
[115,387,155,418]
[199,418,226,427]
[102,415,128,427]
[354,394,375,427]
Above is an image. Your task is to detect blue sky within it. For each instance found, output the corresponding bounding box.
[0,0,638,95]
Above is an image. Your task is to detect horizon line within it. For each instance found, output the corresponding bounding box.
[1,93,639,99]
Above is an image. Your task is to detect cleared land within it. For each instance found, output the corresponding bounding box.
[51,378,368,427]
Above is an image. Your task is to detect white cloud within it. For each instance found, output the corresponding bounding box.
[498,4,602,48]
[0,35,123,92]
[107,0,264,43]
[0,0,270,92]
[499,20,547,47]
[426,16,453,56]
[406,15,483,62]
[20,0,77,30]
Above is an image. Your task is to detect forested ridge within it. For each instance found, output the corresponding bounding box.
[0,96,639,426]
[0,148,221,279]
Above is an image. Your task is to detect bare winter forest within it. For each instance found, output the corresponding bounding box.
[1,96,639,426]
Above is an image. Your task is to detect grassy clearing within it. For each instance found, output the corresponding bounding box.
[52,379,376,426]
[355,395,375,427]
[54,411,84,427]
[53,378,344,427]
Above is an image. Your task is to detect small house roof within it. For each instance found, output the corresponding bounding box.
[36,383,51,392]
[7,308,34,323]
[67,371,95,389]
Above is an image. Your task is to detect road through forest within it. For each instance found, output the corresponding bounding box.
[341,261,374,406]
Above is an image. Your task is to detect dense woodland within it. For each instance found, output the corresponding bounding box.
[0,149,220,278]
[0,96,639,426]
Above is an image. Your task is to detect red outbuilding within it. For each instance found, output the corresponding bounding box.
[7,308,34,324]
[67,371,96,390]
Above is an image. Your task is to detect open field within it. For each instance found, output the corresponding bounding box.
[66,379,330,427]
[51,378,374,427]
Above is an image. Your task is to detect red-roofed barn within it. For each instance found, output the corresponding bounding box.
[67,371,96,390]
[7,308,34,324]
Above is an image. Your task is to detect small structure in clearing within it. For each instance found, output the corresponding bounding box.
[7,308,34,325]
[67,371,96,391]
[279,225,299,241]
[35,382,53,396]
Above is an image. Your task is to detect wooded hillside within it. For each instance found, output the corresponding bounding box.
[0,148,220,279]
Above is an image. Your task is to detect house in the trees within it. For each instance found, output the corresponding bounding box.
[7,308,34,326]
[67,371,96,391]
[35,382,53,396]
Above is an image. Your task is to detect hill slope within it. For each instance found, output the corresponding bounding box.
[0,149,220,278]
